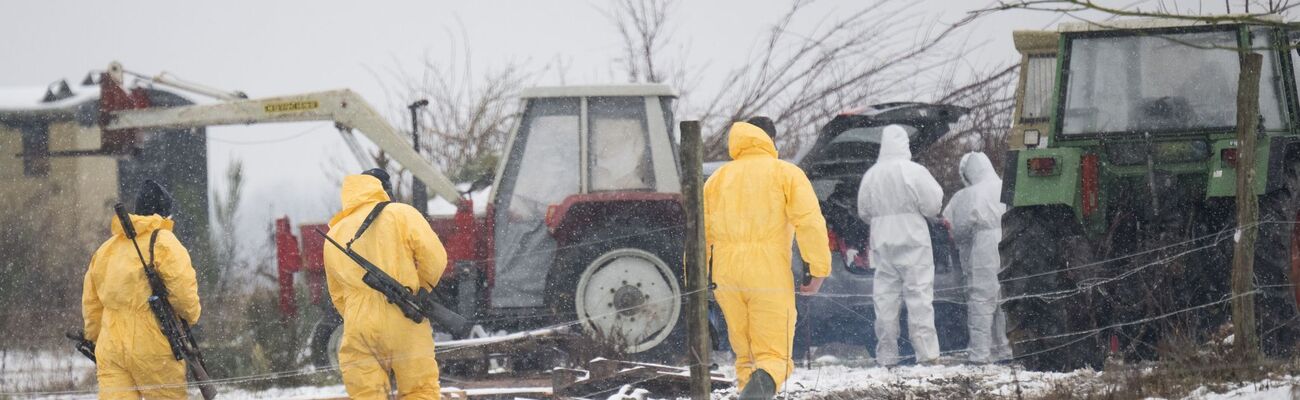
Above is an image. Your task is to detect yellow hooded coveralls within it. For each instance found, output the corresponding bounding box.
[704,122,831,390]
[323,175,448,399]
[83,215,201,400]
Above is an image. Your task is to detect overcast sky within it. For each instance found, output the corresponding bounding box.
[0,0,1089,258]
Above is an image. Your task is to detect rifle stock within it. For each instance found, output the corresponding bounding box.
[181,320,217,400]
[65,330,96,363]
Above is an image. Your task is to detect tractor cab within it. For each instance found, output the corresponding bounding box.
[483,85,687,355]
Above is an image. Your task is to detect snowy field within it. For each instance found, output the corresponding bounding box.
[6,352,1300,400]
[0,350,95,396]
[763,364,1298,399]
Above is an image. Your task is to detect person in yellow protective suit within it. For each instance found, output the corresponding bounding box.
[705,122,831,399]
[323,169,448,400]
[83,180,200,400]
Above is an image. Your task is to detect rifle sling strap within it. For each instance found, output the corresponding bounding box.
[149,230,160,266]
[347,201,391,249]
[707,245,716,290]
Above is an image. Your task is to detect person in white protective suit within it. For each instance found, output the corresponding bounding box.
[942,152,1013,364]
[857,124,945,366]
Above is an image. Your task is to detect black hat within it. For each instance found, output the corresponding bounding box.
[362,168,393,195]
[135,179,173,217]
[746,116,777,141]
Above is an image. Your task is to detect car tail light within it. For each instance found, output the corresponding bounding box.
[827,229,840,252]
[1027,157,1058,176]
[1221,148,1239,168]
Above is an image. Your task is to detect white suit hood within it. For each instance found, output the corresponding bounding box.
[959,152,998,187]
[944,152,1005,235]
[878,125,912,161]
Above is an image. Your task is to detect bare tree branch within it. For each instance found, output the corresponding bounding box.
[686,0,982,159]
[604,0,688,87]
[918,63,1018,196]
[371,30,544,201]
[975,0,1300,25]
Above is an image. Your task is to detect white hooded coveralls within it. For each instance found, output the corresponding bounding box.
[943,152,1012,363]
[857,125,944,365]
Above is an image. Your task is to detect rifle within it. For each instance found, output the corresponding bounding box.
[113,204,216,400]
[65,330,95,363]
[314,226,471,338]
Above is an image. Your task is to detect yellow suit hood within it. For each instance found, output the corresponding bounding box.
[331,175,393,227]
[728,122,779,160]
[110,213,174,238]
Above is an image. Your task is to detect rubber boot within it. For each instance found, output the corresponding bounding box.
[738,369,776,400]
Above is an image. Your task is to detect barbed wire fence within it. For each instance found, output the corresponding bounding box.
[4,221,1300,398]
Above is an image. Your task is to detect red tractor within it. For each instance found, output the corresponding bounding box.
[88,62,691,369]
[273,85,692,367]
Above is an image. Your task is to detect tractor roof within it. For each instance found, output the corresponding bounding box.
[1057,14,1285,33]
[520,84,676,99]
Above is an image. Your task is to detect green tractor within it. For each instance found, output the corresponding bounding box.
[1000,17,1300,370]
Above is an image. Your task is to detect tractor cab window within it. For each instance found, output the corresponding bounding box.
[1061,29,1286,136]
[1021,55,1055,121]
[1253,28,1287,131]
[505,98,581,217]
[588,96,654,192]
[492,97,580,308]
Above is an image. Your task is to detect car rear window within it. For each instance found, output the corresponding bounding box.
[829,125,917,145]
[806,124,918,164]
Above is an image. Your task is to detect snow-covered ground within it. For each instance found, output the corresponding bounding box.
[708,363,1092,399]
[0,349,95,396]
[1188,380,1300,400]
[5,349,1300,400]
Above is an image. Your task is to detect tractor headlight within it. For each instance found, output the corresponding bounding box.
[1023,129,1041,147]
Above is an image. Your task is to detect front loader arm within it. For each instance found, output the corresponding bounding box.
[104,89,464,205]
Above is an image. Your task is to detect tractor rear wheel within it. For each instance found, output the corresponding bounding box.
[999,207,1101,371]
[1254,158,1300,357]
[547,224,685,362]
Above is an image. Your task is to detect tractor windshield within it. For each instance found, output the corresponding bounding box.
[588,97,654,191]
[1061,28,1286,136]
